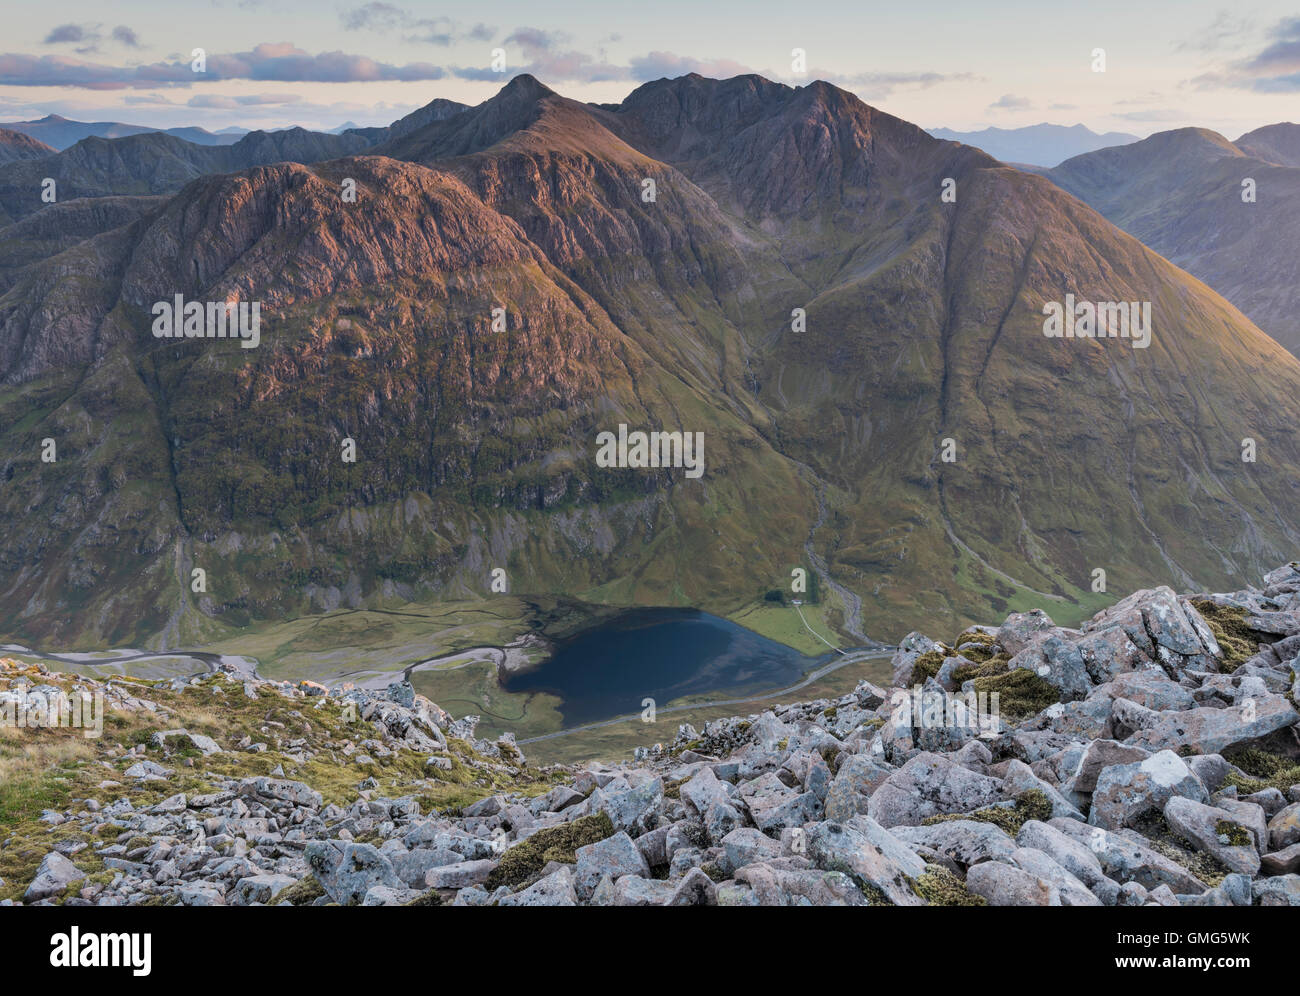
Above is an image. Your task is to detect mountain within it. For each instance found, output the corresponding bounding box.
[1235,122,1300,167]
[0,114,242,150]
[2,74,1300,652]
[1040,126,1300,355]
[0,127,374,225]
[928,123,1139,166]
[0,128,55,164]
[344,98,469,145]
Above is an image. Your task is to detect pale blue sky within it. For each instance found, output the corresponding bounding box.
[1,1,1297,137]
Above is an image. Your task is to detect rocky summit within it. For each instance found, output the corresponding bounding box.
[3,562,1299,907]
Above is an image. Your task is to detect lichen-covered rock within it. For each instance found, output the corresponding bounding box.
[573,832,650,900]
[1088,751,1209,830]
[1163,796,1260,876]
[1122,695,1300,755]
[867,752,1005,828]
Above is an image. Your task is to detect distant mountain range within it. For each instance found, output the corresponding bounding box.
[1034,123,1300,356]
[2,77,1299,651]
[0,114,247,151]
[927,123,1140,166]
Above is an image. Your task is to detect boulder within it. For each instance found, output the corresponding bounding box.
[306,841,401,906]
[867,752,1005,828]
[965,861,1061,905]
[573,832,650,900]
[1163,797,1260,876]
[24,852,87,903]
[1088,751,1208,830]
[1009,847,1102,906]
[893,820,1017,868]
[803,821,926,905]
[1268,802,1300,850]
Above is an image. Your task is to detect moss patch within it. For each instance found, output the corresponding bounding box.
[910,648,949,684]
[1222,746,1300,795]
[1129,812,1229,888]
[921,789,1054,836]
[912,864,987,906]
[1189,600,1270,672]
[969,668,1060,718]
[485,811,615,890]
[950,652,1013,684]
[1214,820,1252,847]
[405,889,445,906]
[274,874,326,906]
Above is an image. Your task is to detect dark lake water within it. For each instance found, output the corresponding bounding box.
[503,607,822,726]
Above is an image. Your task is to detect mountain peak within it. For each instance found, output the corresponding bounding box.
[498,73,555,102]
[1235,121,1300,167]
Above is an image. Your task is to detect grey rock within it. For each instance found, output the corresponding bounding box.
[1048,818,1208,893]
[1123,695,1299,756]
[891,632,942,687]
[1267,801,1300,850]
[1010,847,1102,906]
[1260,842,1300,875]
[893,820,1017,868]
[1088,750,1208,830]
[667,867,717,906]
[867,752,1005,828]
[306,840,401,905]
[1163,796,1260,876]
[804,821,925,905]
[498,866,579,906]
[1015,820,1111,891]
[425,859,497,890]
[232,873,296,905]
[24,852,87,902]
[1253,875,1300,906]
[573,832,650,901]
[965,861,1061,905]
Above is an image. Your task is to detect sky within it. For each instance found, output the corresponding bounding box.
[0,1,1297,138]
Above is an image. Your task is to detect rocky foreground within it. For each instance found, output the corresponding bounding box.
[4,565,1300,906]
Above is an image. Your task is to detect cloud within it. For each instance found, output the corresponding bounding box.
[1113,108,1189,122]
[44,24,92,45]
[187,92,304,108]
[111,26,143,49]
[1,34,980,97]
[829,69,980,99]
[450,27,626,82]
[42,22,143,56]
[627,51,759,81]
[1176,11,1254,53]
[1191,17,1300,91]
[988,93,1032,110]
[0,43,449,87]
[339,5,497,45]
[340,3,408,31]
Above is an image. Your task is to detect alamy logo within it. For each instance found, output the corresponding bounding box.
[0,679,104,738]
[50,929,151,976]
[595,424,704,479]
[151,295,261,349]
[1042,294,1151,348]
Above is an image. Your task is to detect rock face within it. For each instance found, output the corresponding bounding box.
[5,561,1300,908]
